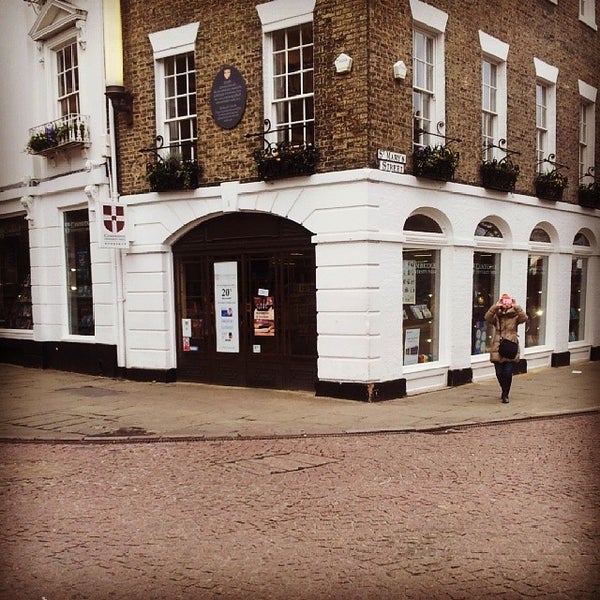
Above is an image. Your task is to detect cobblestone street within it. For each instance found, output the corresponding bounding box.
[1,414,599,599]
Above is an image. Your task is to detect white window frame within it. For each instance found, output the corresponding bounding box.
[479,32,508,161]
[570,231,593,346]
[149,23,199,157]
[481,60,498,160]
[55,39,80,117]
[257,0,316,146]
[410,0,448,148]
[579,0,598,30]
[578,80,597,182]
[534,58,558,172]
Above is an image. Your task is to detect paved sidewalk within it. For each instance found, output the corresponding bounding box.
[0,361,598,442]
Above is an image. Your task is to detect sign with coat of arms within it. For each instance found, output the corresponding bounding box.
[99,202,128,248]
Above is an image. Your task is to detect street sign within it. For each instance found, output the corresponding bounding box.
[377,149,406,174]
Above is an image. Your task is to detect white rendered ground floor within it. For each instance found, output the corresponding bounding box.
[2,168,599,399]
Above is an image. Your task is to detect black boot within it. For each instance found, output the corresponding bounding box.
[501,375,512,403]
[497,374,504,401]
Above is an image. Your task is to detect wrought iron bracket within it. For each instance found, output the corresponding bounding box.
[483,138,521,160]
[579,166,596,182]
[536,153,569,171]
[415,120,462,145]
[245,119,312,151]
[139,136,194,161]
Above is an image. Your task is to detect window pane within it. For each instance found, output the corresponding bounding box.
[64,45,72,69]
[302,44,314,69]
[273,75,286,99]
[179,119,191,140]
[287,28,300,48]
[288,72,301,96]
[177,95,188,117]
[176,74,188,95]
[64,209,94,336]
[303,71,313,94]
[472,252,500,354]
[301,22,313,45]
[273,30,286,51]
[166,98,176,119]
[403,250,440,364]
[290,98,304,122]
[574,232,590,246]
[288,49,301,72]
[475,221,503,238]
[404,215,442,233]
[175,54,188,72]
[526,255,547,347]
[273,52,286,77]
[530,228,551,243]
[569,258,587,341]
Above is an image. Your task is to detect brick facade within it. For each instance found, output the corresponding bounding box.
[118,0,599,203]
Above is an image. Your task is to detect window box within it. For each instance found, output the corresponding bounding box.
[534,169,568,201]
[480,158,520,192]
[578,182,600,209]
[27,114,90,156]
[253,143,319,181]
[412,145,459,181]
[146,154,200,192]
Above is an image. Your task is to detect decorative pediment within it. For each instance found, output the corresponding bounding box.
[29,0,87,42]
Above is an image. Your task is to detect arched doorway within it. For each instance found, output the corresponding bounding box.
[173,213,317,390]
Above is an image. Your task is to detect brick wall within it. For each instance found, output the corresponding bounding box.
[118,0,600,204]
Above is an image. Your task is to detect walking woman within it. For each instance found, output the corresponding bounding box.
[485,294,528,403]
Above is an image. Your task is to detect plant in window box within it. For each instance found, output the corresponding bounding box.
[26,124,68,154]
[534,168,568,201]
[480,157,520,192]
[577,181,600,209]
[146,153,200,192]
[412,145,459,181]
[253,142,319,181]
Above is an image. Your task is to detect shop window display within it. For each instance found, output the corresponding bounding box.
[569,257,587,342]
[472,252,500,354]
[570,232,590,342]
[0,216,32,329]
[402,249,439,364]
[525,255,547,347]
[64,209,94,336]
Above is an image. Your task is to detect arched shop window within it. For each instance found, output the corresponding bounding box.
[530,227,551,243]
[472,220,503,355]
[526,226,552,348]
[402,213,445,365]
[570,232,591,342]
[404,214,443,233]
[474,220,503,238]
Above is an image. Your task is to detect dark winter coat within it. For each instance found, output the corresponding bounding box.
[484,304,528,363]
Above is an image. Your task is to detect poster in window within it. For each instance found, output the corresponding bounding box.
[404,328,420,365]
[403,259,416,304]
[214,261,239,352]
[254,295,275,336]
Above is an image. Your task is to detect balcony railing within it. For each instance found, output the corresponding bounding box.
[27,114,90,156]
